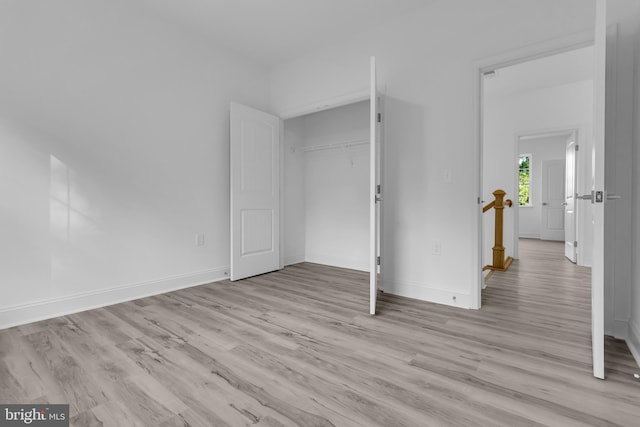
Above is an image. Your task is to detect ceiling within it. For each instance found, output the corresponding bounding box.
[135,0,434,66]
[484,46,595,97]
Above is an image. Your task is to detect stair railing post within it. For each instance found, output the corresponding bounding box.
[492,189,506,269]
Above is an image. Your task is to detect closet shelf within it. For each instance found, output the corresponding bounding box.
[296,138,369,153]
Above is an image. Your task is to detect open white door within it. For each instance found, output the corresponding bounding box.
[590,0,607,379]
[370,56,380,315]
[230,103,281,281]
[564,133,578,263]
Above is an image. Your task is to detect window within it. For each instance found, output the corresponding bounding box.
[519,154,531,206]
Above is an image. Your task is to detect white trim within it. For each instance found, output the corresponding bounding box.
[382,279,470,309]
[627,320,640,368]
[279,117,286,270]
[518,151,533,210]
[520,130,576,140]
[0,267,229,330]
[475,30,595,310]
[518,233,540,239]
[305,253,368,272]
[278,88,369,119]
[475,30,593,74]
[283,255,305,266]
[471,51,484,310]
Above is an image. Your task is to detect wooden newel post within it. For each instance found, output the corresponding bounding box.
[483,189,513,275]
[492,189,506,269]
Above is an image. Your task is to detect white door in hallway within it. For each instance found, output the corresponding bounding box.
[370,56,381,315]
[230,103,281,281]
[589,0,607,379]
[564,133,578,263]
[541,159,565,241]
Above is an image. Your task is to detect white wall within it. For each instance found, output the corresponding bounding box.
[0,0,270,328]
[283,101,370,271]
[517,135,567,239]
[283,117,307,266]
[626,3,640,363]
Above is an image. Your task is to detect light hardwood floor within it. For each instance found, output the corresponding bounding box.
[1,239,639,426]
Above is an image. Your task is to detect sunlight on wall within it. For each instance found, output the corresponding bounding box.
[49,155,98,242]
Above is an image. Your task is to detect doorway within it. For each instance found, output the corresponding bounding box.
[230,56,381,315]
[479,39,607,378]
[516,130,581,262]
[282,100,371,272]
[481,46,594,275]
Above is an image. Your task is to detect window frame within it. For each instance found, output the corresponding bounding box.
[518,153,532,207]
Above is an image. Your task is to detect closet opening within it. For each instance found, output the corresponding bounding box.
[282,100,371,272]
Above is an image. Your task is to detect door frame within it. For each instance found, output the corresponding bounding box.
[563,131,580,263]
[473,30,594,310]
[277,78,381,317]
[514,128,579,255]
[277,90,374,272]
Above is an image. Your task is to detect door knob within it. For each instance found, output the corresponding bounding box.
[576,191,621,203]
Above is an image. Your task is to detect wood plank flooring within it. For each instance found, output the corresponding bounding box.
[1,239,639,426]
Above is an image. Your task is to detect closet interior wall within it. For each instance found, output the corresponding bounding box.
[283,100,370,271]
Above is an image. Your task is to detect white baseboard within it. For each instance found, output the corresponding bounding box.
[305,253,368,272]
[518,233,540,239]
[627,320,640,368]
[0,267,229,330]
[283,255,305,266]
[381,278,470,309]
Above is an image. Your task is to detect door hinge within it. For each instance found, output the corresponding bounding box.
[575,145,579,151]
[377,113,382,123]
[574,241,578,247]
[376,256,381,266]
[376,184,381,194]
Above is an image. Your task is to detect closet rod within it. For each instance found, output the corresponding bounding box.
[297,138,369,153]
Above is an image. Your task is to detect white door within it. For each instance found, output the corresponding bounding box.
[230,103,281,281]
[564,134,578,262]
[541,159,565,241]
[590,0,607,379]
[370,56,380,315]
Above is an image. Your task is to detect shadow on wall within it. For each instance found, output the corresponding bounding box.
[380,96,426,288]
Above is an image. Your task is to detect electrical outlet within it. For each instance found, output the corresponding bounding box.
[432,240,441,255]
[195,233,205,246]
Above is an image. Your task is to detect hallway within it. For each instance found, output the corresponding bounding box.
[483,238,637,380]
